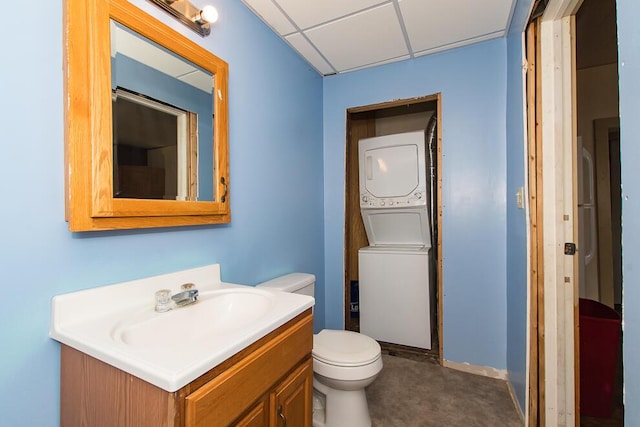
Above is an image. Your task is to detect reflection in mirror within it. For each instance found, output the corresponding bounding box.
[110,21,215,201]
[112,89,191,200]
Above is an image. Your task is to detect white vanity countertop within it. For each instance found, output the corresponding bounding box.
[50,264,314,392]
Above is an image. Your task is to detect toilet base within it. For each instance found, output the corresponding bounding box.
[313,377,372,427]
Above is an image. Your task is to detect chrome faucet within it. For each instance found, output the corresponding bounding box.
[155,283,199,312]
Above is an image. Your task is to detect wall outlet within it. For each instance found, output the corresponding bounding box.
[516,187,525,209]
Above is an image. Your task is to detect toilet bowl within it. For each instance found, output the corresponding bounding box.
[312,329,382,427]
[257,273,383,427]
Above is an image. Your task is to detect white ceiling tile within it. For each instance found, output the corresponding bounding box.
[275,0,387,30]
[399,0,514,53]
[342,55,411,73]
[242,0,296,35]
[304,3,407,72]
[285,33,335,75]
[413,32,504,58]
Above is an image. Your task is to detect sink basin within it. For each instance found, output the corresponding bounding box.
[113,288,276,348]
[50,264,314,392]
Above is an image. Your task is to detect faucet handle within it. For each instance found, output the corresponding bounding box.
[180,283,196,291]
[155,289,173,313]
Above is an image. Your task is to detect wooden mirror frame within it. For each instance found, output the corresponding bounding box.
[64,0,230,231]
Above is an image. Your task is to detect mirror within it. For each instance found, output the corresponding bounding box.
[111,22,215,201]
[64,0,229,231]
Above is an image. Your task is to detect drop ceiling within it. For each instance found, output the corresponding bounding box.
[241,0,518,75]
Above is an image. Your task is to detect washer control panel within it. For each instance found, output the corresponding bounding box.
[360,187,427,208]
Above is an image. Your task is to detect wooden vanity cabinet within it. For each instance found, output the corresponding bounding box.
[270,359,314,426]
[60,310,313,427]
[232,360,312,427]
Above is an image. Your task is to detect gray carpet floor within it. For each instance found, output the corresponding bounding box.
[365,354,523,427]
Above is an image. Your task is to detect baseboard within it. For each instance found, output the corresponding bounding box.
[442,360,508,380]
[506,375,525,424]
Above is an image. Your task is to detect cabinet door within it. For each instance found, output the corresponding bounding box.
[270,358,313,427]
[235,398,268,427]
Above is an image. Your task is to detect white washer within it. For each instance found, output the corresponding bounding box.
[358,245,432,349]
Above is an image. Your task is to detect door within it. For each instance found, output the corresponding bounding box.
[270,359,313,427]
[593,118,622,307]
[578,137,599,300]
[235,399,268,427]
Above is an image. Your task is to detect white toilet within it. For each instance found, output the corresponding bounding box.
[258,273,383,427]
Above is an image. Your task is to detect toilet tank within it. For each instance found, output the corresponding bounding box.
[257,273,315,297]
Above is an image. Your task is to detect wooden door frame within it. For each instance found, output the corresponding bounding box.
[526,17,543,427]
[343,94,443,364]
[535,0,583,425]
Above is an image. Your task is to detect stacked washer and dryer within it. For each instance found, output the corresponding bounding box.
[358,130,435,350]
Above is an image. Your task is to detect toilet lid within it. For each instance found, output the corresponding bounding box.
[313,330,381,367]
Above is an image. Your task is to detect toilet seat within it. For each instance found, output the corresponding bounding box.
[312,330,382,382]
[313,330,381,367]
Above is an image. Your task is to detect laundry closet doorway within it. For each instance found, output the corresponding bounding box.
[344,94,443,364]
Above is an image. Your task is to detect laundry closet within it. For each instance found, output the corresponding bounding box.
[344,95,441,360]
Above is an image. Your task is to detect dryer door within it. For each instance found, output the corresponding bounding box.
[363,144,419,197]
[359,131,427,208]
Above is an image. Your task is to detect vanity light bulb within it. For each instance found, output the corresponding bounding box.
[199,5,219,24]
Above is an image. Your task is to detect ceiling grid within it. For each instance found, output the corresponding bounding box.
[241,0,517,75]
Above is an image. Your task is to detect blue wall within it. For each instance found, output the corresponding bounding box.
[505,0,533,413]
[323,39,509,369]
[0,0,323,425]
[617,1,640,425]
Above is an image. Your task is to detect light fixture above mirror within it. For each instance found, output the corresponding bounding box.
[147,0,219,37]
